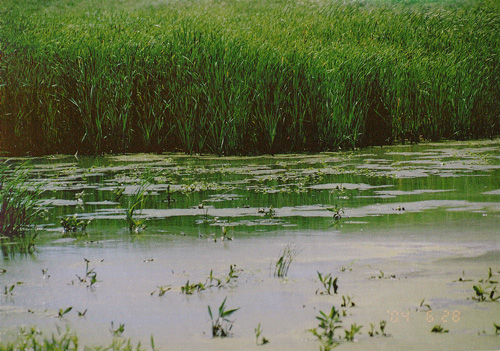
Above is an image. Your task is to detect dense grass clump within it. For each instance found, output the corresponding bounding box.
[0,161,42,255]
[0,0,499,156]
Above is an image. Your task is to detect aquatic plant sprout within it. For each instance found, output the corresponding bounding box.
[274,244,299,278]
[316,271,339,295]
[309,306,343,350]
[126,180,152,232]
[208,297,240,338]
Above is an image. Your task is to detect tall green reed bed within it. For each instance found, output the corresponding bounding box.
[1,0,499,156]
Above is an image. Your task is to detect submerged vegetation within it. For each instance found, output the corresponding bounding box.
[1,0,499,156]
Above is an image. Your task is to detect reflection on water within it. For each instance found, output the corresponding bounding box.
[1,139,500,350]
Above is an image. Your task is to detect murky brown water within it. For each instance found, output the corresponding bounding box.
[1,139,500,350]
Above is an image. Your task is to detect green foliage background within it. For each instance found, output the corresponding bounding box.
[1,0,499,155]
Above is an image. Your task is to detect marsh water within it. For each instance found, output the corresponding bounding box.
[1,139,500,350]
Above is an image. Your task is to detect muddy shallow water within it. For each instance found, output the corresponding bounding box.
[1,139,500,350]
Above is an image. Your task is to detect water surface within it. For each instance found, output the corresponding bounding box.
[1,139,500,350]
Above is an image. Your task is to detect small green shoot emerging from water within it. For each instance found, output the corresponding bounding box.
[110,322,125,337]
[494,322,500,335]
[370,270,396,280]
[221,226,233,241]
[344,323,362,341]
[341,295,355,308]
[431,324,449,333]
[327,206,344,221]
[339,260,357,272]
[225,264,241,285]
[470,267,500,302]
[4,284,15,296]
[76,258,98,288]
[208,297,239,338]
[60,214,91,234]
[179,265,242,294]
[126,180,151,233]
[211,226,235,242]
[3,282,22,296]
[379,320,387,336]
[472,284,500,302]
[274,244,298,278]
[151,285,172,296]
[417,298,432,311]
[453,270,472,282]
[58,307,72,318]
[254,323,269,345]
[207,270,222,287]
[479,267,498,284]
[310,304,369,348]
[181,280,206,294]
[368,320,388,337]
[316,272,338,295]
[207,266,240,288]
[308,306,342,351]
[258,206,275,219]
[340,295,356,317]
